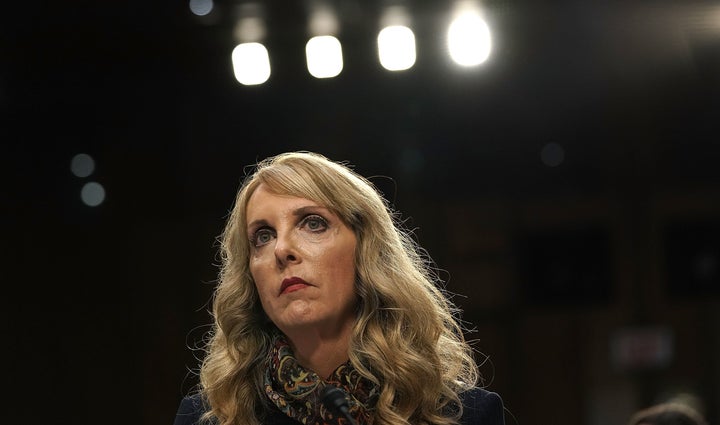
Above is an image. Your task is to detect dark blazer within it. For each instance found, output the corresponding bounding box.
[173,387,505,425]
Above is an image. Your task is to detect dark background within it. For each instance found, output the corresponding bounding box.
[4,0,719,424]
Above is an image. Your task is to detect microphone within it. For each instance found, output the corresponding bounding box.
[320,385,358,425]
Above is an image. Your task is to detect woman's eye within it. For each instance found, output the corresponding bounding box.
[302,215,328,232]
[253,229,274,247]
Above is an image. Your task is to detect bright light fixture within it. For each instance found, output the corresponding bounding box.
[231,42,271,85]
[448,12,492,66]
[378,25,416,71]
[306,36,343,79]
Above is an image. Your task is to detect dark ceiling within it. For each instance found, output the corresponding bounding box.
[5,0,719,207]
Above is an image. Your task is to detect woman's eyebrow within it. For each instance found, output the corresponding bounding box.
[292,205,330,217]
[246,218,269,232]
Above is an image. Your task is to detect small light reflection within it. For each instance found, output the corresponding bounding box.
[541,143,565,167]
[70,153,95,178]
[308,6,338,37]
[234,16,266,43]
[189,0,213,17]
[81,182,106,207]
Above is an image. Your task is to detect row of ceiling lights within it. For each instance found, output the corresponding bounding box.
[190,0,493,86]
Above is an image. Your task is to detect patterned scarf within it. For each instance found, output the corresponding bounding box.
[264,334,379,425]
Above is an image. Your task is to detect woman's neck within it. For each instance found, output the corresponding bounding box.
[284,325,352,379]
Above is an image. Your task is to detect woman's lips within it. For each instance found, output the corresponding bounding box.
[280,277,309,295]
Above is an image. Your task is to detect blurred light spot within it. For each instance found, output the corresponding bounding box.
[232,43,271,85]
[378,26,416,71]
[189,0,213,17]
[541,143,565,167]
[70,153,95,178]
[306,36,343,79]
[308,6,338,37]
[448,12,492,66]
[234,16,266,43]
[81,182,106,207]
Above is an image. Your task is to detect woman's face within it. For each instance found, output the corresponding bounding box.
[246,183,358,338]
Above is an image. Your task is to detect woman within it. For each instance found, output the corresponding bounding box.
[174,151,505,425]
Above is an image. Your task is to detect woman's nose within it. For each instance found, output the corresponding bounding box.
[274,232,299,266]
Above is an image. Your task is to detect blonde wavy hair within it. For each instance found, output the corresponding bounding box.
[198,151,479,425]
